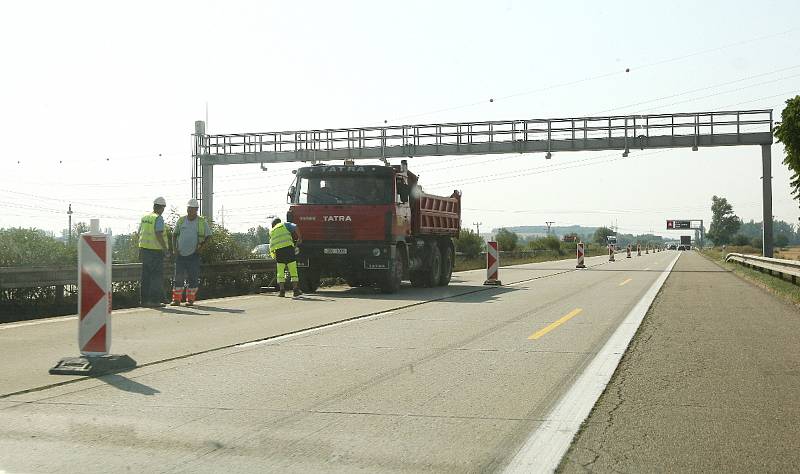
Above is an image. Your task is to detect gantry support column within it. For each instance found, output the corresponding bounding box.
[761,144,773,257]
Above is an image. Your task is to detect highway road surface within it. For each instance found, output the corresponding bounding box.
[1,250,679,473]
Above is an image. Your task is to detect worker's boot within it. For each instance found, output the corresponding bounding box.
[292,282,302,298]
[278,283,286,298]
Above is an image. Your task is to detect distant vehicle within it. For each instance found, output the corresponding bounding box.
[251,243,270,257]
[668,244,677,250]
[677,245,689,251]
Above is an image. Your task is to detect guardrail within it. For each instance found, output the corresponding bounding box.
[725,253,800,284]
[0,259,277,297]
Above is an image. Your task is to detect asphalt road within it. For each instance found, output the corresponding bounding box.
[1,250,677,473]
[558,251,800,473]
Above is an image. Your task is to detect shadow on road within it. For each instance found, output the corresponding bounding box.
[305,283,520,304]
[99,373,160,396]
[157,307,211,316]
[189,305,246,314]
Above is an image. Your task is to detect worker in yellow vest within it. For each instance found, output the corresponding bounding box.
[269,217,303,297]
[171,199,212,306]
[139,197,169,308]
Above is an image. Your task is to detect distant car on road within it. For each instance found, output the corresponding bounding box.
[251,243,271,258]
[677,245,688,251]
[668,244,677,250]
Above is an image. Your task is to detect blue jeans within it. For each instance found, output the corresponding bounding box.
[140,248,164,304]
[173,252,201,288]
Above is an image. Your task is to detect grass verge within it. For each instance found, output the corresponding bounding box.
[700,248,800,307]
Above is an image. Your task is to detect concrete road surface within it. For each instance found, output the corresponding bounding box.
[2,251,678,472]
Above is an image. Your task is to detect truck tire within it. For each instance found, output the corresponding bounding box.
[438,243,454,286]
[379,251,402,294]
[426,244,443,287]
[299,269,320,293]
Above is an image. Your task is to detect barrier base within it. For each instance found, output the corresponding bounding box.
[49,354,137,376]
[576,264,586,269]
[483,279,502,286]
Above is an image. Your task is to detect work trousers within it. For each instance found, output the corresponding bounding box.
[140,248,164,304]
[173,252,201,289]
[274,246,298,283]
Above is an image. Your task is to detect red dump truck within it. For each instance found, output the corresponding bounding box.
[286,160,461,293]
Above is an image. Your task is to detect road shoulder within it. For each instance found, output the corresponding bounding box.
[558,251,800,473]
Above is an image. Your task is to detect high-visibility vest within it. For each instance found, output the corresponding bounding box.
[175,215,208,239]
[269,223,295,251]
[139,212,163,250]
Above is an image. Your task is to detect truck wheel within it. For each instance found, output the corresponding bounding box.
[410,270,426,287]
[438,244,454,286]
[426,244,442,287]
[299,269,320,293]
[379,251,402,294]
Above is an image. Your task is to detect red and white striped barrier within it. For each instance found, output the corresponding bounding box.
[576,242,586,268]
[646,246,650,254]
[78,222,112,355]
[484,241,502,285]
[608,244,615,262]
[627,245,632,258]
[637,245,641,256]
[50,219,136,376]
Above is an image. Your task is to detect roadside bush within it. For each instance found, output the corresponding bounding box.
[456,229,484,258]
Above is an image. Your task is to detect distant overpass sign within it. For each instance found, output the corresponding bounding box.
[666,219,702,230]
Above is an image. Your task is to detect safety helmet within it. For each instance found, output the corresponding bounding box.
[153,196,167,206]
[187,198,199,208]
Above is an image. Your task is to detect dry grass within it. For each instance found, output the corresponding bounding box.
[775,246,800,261]
[700,248,800,306]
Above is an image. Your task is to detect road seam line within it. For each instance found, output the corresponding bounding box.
[503,252,680,474]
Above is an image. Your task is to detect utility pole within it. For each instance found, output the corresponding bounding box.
[545,221,555,235]
[220,205,225,229]
[67,203,73,245]
[473,222,482,236]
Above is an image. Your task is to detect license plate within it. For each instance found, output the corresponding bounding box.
[364,262,388,270]
[324,248,347,255]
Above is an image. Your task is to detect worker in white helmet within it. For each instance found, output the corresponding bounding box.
[139,197,169,307]
[170,198,212,306]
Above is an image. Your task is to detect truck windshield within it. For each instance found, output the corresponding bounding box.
[296,175,393,205]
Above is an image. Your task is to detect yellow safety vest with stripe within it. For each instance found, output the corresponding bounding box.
[269,223,295,251]
[175,215,208,239]
[138,212,163,250]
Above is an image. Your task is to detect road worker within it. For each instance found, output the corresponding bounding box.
[139,197,169,308]
[269,217,303,297]
[170,199,212,306]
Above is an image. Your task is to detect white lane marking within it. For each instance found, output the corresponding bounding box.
[504,252,680,474]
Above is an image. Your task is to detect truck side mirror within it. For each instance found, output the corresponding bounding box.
[287,185,296,203]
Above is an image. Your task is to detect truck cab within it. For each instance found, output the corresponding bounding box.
[287,161,460,293]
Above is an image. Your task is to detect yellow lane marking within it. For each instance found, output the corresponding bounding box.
[644,267,650,271]
[619,278,633,286]
[528,308,583,340]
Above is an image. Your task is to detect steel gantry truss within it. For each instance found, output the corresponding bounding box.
[192,109,776,255]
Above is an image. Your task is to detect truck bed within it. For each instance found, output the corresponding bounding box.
[412,191,461,237]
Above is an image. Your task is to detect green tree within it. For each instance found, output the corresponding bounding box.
[495,228,519,252]
[593,226,615,244]
[774,95,800,204]
[455,229,484,258]
[0,228,76,266]
[707,195,740,246]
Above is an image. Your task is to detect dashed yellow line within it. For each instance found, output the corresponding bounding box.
[528,308,583,340]
[619,278,633,286]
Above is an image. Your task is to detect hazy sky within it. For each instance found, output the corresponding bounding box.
[1,0,799,238]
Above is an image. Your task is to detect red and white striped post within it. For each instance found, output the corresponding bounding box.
[646,246,650,254]
[608,244,615,262]
[576,241,586,268]
[637,244,642,256]
[627,245,632,258]
[50,219,136,376]
[484,241,502,285]
[78,220,112,355]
